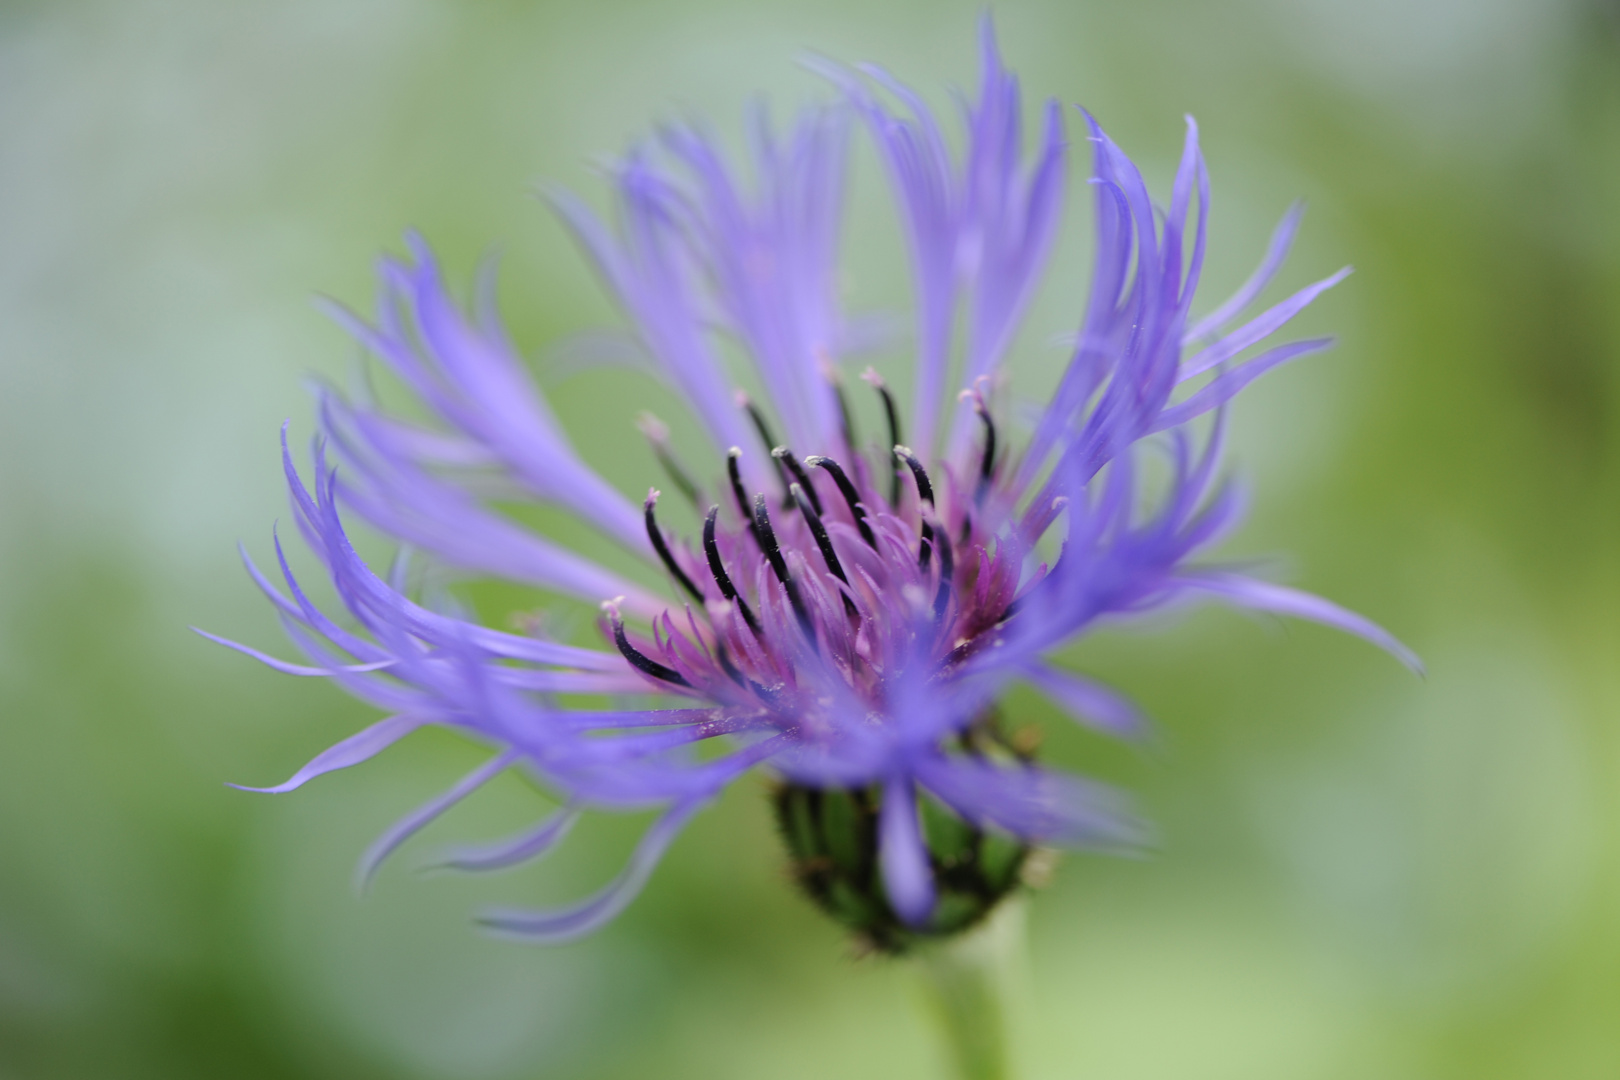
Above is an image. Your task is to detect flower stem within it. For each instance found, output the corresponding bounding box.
[913,899,1029,1080]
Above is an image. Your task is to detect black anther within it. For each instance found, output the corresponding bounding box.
[740,396,790,498]
[865,372,903,506]
[803,455,877,549]
[644,491,704,604]
[973,397,997,500]
[713,639,748,688]
[610,612,692,688]
[727,448,763,549]
[831,375,857,451]
[637,414,701,507]
[792,483,859,619]
[893,446,935,507]
[703,505,761,636]
[752,494,816,644]
[772,447,823,515]
[894,445,937,570]
[932,517,955,621]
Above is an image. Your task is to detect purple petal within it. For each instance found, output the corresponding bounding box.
[478,799,704,942]
[356,749,520,891]
[1018,661,1150,740]
[879,778,935,927]
[1151,337,1333,433]
[915,756,1145,850]
[1180,267,1351,382]
[193,627,397,678]
[430,806,582,873]
[1180,574,1424,675]
[1185,202,1305,343]
[228,714,427,795]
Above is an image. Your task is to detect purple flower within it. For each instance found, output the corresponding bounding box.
[209,18,1419,950]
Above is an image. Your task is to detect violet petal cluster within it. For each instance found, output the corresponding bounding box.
[210,19,1419,942]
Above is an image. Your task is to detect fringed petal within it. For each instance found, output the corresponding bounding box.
[1151,337,1334,434]
[916,755,1146,850]
[1179,267,1351,382]
[1185,202,1305,344]
[356,748,521,891]
[430,806,581,873]
[878,777,935,927]
[1179,574,1424,675]
[1018,661,1151,741]
[477,799,704,942]
[192,627,397,678]
[228,714,427,795]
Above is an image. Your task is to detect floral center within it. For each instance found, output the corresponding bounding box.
[608,386,1026,742]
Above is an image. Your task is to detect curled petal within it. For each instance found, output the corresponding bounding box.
[1180,574,1424,675]
[356,749,520,891]
[1179,267,1351,382]
[193,627,397,678]
[430,806,582,873]
[1151,338,1333,434]
[478,799,704,942]
[228,714,427,795]
[1185,202,1305,343]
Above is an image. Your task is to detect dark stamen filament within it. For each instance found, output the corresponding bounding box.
[972,396,997,500]
[727,448,763,549]
[772,447,823,515]
[865,371,903,507]
[610,610,692,688]
[894,445,936,570]
[894,445,935,506]
[753,494,816,645]
[740,395,790,500]
[636,419,701,510]
[804,455,877,549]
[931,515,955,621]
[830,373,856,451]
[644,491,704,604]
[713,639,748,688]
[703,505,761,636]
[791,482,859,619]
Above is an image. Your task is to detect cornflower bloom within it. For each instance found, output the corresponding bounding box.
[211,20,1418,952]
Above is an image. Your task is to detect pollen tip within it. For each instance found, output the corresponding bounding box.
[634,411,669,441]
[645,487,660,506]
[771,445,788,459]
[860,366,885,388]
[803,454,826,467]
[733,388,752,407]
[728,446,743,459]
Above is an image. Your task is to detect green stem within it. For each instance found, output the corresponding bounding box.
[913,899,1029,1080]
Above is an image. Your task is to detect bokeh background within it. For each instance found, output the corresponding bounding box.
[2,0,1617,1076]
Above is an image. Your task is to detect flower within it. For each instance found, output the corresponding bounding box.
[208,17,1419,951]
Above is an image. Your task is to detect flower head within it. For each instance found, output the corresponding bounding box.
[210,18,1418,951]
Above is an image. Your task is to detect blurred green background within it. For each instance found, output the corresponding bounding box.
[2,0,1617,1077]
